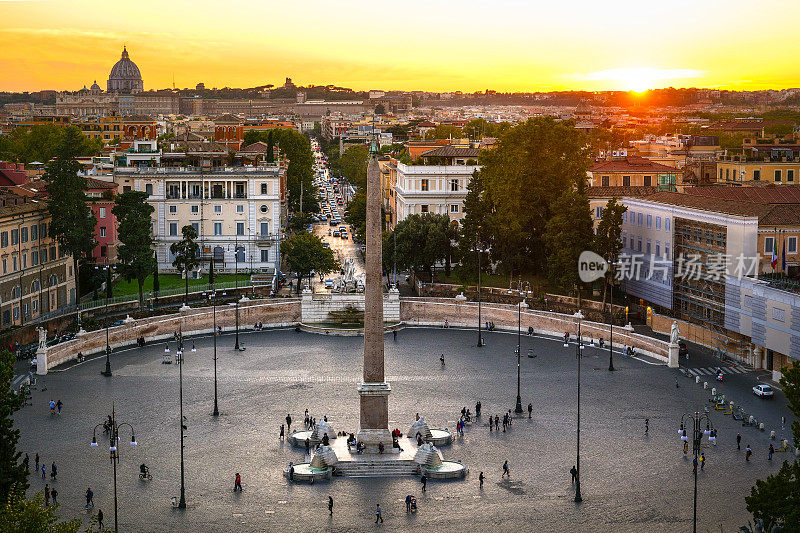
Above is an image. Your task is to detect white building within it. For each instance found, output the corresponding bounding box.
[392,146,480,226]
[113,164,284,277]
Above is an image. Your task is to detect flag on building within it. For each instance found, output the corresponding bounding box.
[771,236,778,271]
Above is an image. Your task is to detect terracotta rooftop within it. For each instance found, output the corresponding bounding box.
[420,146,480,159]
[642,191,766,217]
[590,156,677,174]
[684,185,800,204]
[214,114,242,124]
[588,186,658,198]
[241,141,270,153]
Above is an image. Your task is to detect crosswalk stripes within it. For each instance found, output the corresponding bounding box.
[684,366,748,377]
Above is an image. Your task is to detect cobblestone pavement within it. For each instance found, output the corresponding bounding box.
[14,326,795,532]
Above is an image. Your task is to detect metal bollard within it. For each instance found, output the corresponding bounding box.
[696,376,701,384]
[759,422,765,431]
[703,382,708,389]
[711,387,716,396]
[770,430,776,439]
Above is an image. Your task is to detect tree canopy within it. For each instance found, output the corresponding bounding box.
[282,232,339,294]
[424,125,463,141]
[383,213,456,277]
[0,124,102,164]
[170,225,200,305]
[112,191,156,305]
[339,145,369,190]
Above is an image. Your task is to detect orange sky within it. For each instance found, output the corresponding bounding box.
[3,0,800,93]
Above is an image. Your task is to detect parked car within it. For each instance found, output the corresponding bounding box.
[678,341,688,357]
[341,232,348,240]
[324,279,334,289]
[753,384,774,398]
[333,231,340,238]
[323,242,330,248]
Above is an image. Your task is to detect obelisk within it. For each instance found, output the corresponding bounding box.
[356,138,392,450]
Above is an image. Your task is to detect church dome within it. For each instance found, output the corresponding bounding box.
[107,47,143,94]
[90,80,102,93]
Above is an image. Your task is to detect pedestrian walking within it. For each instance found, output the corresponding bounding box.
[645,418,649,434]
[683,441,688,458]
[97,509,104,529]
[782,416,786,431]
[328,496,333,516]
[234,472,242,492]
[440,353,445,365]
[49,400,55,415]
[769,444,774,461]
[737,432,742,450]
[280,424,285,440]
[41,464,46,479]
[393,330,397,341]
[56,400,63,414]
[51,488,58,505]
[286,414,292,432]
[85,488,94,509]
[405,494,412,512]
[675,378,679,389]
[375,504,383,523]
[700,453,705,471]
[35,453,39,473]
[528,403,532,419]
[476,401,481,418]
[502,460,510,478]
[44,484,50,506]
[51,462,57,480]
[692,456,698,472]
[746,445,752,461]
[494,415,499,431]
[421,473,427,492]
[489,417,493,432]
[23,453,29,472]
[479,471,484,488]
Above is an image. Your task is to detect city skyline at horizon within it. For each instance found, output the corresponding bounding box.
[4,0,800,94]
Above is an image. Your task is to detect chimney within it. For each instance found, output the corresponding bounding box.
[16,163,24,172]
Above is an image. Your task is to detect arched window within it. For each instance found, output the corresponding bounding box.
[31,280,40,293]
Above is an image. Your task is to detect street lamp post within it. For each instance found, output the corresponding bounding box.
[679,412,714,533]
[177,333,186,509]
[204,289,225,416]
[97,262,113,377]
[232,241,240,351]
[514,298,524,413]
[573,310,584,503]
[91,404,137,531]
[608,274,615,372]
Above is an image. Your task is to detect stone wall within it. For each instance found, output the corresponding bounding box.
[400,297,670,362]
[300,289,400,323]
[41,298,301,372]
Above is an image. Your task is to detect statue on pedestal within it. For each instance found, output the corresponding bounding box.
[670,321,680,345]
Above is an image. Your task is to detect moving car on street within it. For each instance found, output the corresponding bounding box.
[753,384,774,398]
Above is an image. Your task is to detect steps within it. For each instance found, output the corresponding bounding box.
[333,459,421,478]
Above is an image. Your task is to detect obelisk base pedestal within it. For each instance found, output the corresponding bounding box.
[357,382,393,453]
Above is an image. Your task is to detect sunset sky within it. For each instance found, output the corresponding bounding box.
[2,0,800,93]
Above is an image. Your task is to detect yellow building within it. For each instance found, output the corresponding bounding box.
[716,149,800,184]
[588,156,678,190]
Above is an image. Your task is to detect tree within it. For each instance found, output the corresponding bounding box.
[266,130,275,163]
[592,198,627,311]
[282,233,339,294]
[339,145,369,190]
[0,487,82,533]
[0,350,26,504]
[344,190,366,242]
[152,252,160,305]
[112,191,156,306]
[465,117,591,276]
[0,124,101,164]
[386,124,409,142]
[374,103,386,115]
[424,125,463,140]
[385,214,453,279]
[271,129,318,214]
[543,177,594,299]
[45,127,97,304]
[745,360,800,531]
[170,225,200,306]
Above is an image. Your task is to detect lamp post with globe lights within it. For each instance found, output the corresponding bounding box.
[679,411,714,533]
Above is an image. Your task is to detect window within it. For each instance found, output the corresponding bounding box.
[261,183,268,194]
[236,222,245,236]
[235,246,245,262]
[100,227,106,238]
[450,204,460,213]
[656,216,661,230]
[726,169,730,180]
[169,205,177,214]
[49,246,56,261]
[753,170,761,181]
[789,236,797,253]
[0,232,6,248]
[665,218,671,231]
[214,205,222,214]
[260,205,268,213]
[450,179,459,192]
[789,170,796,182]
[261,249,269,262]
[191,222,199,234]
[420,205,429,213]
[765,236,774,254]
[214,222,223,236]
[191,205,199,214]
[623,176,631,187]
[40,223,47,239]
[260,222,269,235]
[601,176,609,187]
[629,236,634,249]
[190,184,201,198]
[20,227,27,243]
[421,179,429,191]
[655,241,661,256]
[646,240,651,254]
[623,212,628,223]
[236,205,244,213]
[775,169,782,182]
[11,229,18,245]
[1,311,7,325]
[719,168,724,180]
[22,254,26,269]
[647,214,652,228]
[637,236,642,252]
[665,243,670,260]
[596,206,603,218]
[13,307,19,320]
[169,222,178,236]
[644,175,651,187]
[99,207,106,218]
[32,300,38,313]
[100,245,107,257]
[31,224,37,241]
[41,248,47,263]
[32,250,38,266]
[12,256,17,272]
[638,213,643,226]
[145,184,153,195]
